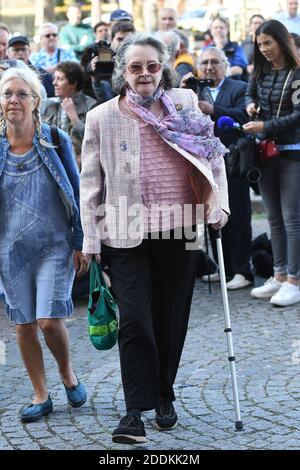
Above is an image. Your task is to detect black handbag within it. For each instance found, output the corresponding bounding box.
[225,138,261,183]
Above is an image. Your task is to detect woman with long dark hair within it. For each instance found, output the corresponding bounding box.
[244,19,300,306]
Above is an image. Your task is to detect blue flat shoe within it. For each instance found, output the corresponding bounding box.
[63,374,87,408]
[20,395,53,423]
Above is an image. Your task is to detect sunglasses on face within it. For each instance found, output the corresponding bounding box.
[43,33,58,38]
[127,62,162,75]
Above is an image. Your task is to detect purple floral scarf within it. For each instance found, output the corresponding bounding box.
[126,87,228,162]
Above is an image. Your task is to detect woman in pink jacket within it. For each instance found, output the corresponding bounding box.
[80,33,229,444]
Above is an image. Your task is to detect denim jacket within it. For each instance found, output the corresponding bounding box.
[0,123,83,250]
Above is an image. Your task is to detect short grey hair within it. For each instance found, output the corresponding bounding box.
[39,22,58,36]
[112,32,177,96]
[158,7,178,21]
[198,46,230,70]
[174,29,189,50]
[0,23,9,34]
[155,30,180,62]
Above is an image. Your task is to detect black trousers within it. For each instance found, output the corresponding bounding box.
[209,176,253,281]
[102,233,198,411]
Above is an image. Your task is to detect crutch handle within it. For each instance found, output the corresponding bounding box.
[208,227,222,240]
[214,229,222,239]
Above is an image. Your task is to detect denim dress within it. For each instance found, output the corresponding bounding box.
[0,146,75,324]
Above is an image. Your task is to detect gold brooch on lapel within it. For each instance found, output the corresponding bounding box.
[175,103,183,111]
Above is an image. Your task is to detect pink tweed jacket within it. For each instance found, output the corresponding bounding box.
[80,88,229,253]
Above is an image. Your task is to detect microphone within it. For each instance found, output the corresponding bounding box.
[217,116,243,132]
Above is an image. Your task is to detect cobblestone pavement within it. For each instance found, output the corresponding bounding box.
[1,217,300,451]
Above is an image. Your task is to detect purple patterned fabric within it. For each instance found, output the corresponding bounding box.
[126,87,228,160]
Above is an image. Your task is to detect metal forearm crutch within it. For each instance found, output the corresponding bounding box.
[204,224,212,294]
[214,228,243,431]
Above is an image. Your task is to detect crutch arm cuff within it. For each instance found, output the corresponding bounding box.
[208,227,222,239]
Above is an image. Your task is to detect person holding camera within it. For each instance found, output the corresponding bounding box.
[181,47,253,290]
[94,22,110,42]
[243,19,300,306]
[81,21,135,104]
[80,33,229,444]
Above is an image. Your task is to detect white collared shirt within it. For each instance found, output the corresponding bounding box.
[208,78,226,102]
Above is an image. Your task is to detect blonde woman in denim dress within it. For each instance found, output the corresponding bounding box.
[0,67,88,423]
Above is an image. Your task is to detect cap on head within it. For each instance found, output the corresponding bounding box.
[110,9,133,22]
[8,35,29,47]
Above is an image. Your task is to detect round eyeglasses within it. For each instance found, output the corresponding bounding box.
[199,59,223,68]
[1,91,36,101]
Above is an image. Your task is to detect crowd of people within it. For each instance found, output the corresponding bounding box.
[1,0,300,445]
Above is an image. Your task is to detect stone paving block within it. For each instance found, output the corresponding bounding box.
[281,410,300,419]
[247,420,278,431]
[0,438,13,449]
[262,443,287,450]
[206,440,245,450]
[2,425,25,433]
[15,443,41,450]
[76,444,107,450]
[267,434,296,445]
[9,437,34,446]
[26,431,55,439]
[41,442,73,450]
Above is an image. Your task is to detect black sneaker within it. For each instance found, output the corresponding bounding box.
[155,399,178,430]
[112,414,147,444]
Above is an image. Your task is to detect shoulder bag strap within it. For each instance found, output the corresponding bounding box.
[50,125,63,160]
[277,69,292,118]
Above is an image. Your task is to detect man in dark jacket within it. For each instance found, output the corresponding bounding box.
[182,46,253,289]
[210,17,248,81]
